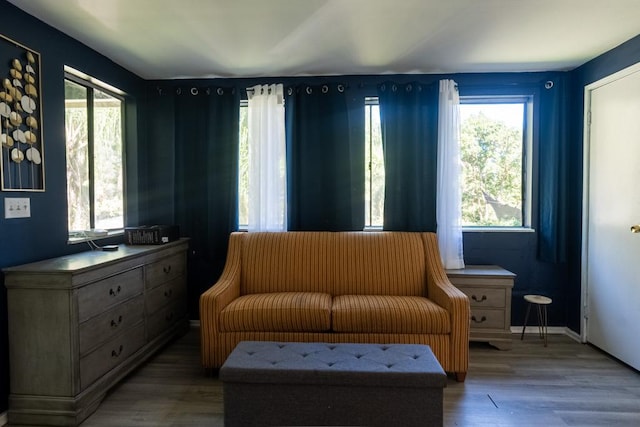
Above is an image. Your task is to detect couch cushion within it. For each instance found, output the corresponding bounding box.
[334,232,426,296]
[332,295,450,334]
[220,292,332,332]
[241,232,334,295]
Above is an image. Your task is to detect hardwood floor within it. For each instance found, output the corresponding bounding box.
[80,327,640,427]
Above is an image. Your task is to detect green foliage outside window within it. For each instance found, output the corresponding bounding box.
[460,105,524,227]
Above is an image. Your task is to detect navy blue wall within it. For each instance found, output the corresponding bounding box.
[0,0,146,413]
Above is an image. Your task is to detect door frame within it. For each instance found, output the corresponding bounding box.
[581,61,640,343]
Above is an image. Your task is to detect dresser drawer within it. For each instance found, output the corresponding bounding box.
[457,286,506,309]
[146,277,185,314]
[145,253,185,290]
[77,268,144,322]
[79,295,145,356]
[470,309,505,330]
[80,322,145,390]
[147,299,186,340]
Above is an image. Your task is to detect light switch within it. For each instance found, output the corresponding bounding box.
[4,197,31,219]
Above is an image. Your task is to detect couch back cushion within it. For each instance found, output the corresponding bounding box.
[241,232,334,294]
[334,232,426,296]
[240,231,428,297]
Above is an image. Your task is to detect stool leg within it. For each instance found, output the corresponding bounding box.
[521,303,531,340]
[536,304,544,339]
[543,305,548,347]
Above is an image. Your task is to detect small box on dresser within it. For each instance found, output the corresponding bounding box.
[3,238,189,426]
[446,265,515,350]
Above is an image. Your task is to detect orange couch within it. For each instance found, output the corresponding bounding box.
[200,231,470,381]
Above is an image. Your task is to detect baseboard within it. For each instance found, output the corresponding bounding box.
[511,326,568,335]
[1,411,7,426]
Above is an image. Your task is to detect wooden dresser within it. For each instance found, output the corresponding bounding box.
[3,239,189,426]
[446,265,516,350]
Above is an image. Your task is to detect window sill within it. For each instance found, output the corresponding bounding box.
[462,227,535,233]
[68,229,124,244]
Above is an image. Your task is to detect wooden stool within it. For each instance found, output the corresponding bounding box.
[520,294,552,347]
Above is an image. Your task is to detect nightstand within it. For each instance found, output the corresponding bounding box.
[446,265,516,350]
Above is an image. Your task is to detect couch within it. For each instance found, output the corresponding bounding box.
[200,231,470,381]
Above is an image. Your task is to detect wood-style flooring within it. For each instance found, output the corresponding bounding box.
[80,327,640,427]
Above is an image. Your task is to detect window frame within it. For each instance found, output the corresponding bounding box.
[459,94,534,231]
[64,68,127,242]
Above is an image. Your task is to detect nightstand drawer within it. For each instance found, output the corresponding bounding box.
[470,309,505,329]
[457,287,506,308]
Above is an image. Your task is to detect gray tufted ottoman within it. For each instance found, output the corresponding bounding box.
[219,341,447,427]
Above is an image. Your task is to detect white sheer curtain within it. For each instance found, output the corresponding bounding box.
[437,79,465,269]
[247,84,287,231]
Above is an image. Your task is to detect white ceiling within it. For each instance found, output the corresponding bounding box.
[8,0,640,80]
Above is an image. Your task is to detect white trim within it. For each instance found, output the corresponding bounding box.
[1,411,7,426]
[581,61,640,344]
[509,326,581,343]
[511,326,567,336]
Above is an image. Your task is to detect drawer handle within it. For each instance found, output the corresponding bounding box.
[110,315,123,329]
[109,285,122,297]
[111,345,124,358]
[472,295,487,303]
[163,265,172,274]
[472,315,487,324]
[164,289,173,298]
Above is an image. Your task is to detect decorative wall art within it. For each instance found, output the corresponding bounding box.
[0,33,44,191]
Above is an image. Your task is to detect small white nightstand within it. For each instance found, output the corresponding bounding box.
[446,265,516,350]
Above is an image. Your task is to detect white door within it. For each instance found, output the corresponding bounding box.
[584,62,640,370]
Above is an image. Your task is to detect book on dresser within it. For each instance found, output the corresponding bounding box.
[3,238,190,427]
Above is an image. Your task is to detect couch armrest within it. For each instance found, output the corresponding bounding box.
[200,232,244,366]
[422,233,470,379]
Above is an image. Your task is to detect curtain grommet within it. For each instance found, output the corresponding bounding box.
[287,87,293,96]
[190,87,198,96]
[306,86,312,95]
[176,88,182,95]
[217,87,224,95]
[392,84,397,92]
[322,85,329,94]
[337,84,345,93]
[545,81,554,89]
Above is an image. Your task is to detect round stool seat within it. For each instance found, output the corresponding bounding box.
[524,294,552,305]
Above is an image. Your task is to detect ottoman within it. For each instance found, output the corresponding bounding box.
[219,341,447,427]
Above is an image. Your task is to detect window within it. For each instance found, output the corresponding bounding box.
[239,97,386,230]
[64,71,125,239]
[459,96,532,227]
[365,97,385,228]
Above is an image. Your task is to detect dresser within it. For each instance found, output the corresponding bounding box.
[4,239,189,426]
[446,265,515,350]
